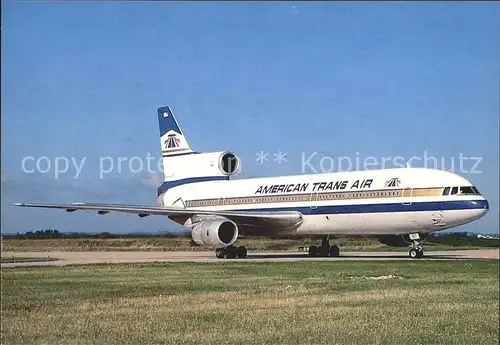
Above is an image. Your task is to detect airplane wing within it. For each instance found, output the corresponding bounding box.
[12,202,303,230]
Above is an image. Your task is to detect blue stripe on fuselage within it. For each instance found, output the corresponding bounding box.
[231,200,489,215]
[157,176,229,196]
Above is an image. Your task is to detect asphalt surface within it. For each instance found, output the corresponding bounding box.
[1,249,498,268]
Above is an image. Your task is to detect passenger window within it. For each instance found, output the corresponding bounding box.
[451,187,458,195]
[442,187,450,196]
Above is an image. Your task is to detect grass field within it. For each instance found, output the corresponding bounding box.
[2,260,499,345]
[2,236,498,252]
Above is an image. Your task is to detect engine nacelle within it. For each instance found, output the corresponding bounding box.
[217,151,240,176]
[191,218,238,249]
[163,151,240,181]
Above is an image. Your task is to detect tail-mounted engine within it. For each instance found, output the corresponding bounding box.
[191,217,239,249]
[162,151,240,182]
[218,152,240,176]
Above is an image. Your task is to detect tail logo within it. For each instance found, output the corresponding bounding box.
[158,106,193,155]
[165,134,181,149]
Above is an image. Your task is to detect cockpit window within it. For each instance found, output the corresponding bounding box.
[445,186,480,196]
[459,186,476,195]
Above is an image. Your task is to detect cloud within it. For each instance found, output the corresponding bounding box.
[140,172,163,187]
[0,173,178,235]
[1,175,79,202]
[121,136,136,144]
[1,172,161,205]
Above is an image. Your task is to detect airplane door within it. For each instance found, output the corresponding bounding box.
[172,198,186,209]
[218,197,225,207]
[401,187,413,206]
[309,192,318,210]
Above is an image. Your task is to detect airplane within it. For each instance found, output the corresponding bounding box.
[14,106,489,259]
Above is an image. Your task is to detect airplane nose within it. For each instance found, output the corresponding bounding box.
[483,199,489,216]
[475,199,489,218]
[460,199,489,224]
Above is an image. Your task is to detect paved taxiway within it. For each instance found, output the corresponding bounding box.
[1,249,498,268]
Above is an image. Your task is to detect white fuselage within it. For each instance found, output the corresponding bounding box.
[158,167,489,236]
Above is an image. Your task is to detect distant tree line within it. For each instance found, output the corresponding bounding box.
[427,232,499,247]
[3,229,189,239]
[3,230,346,240]
[3,230,498,248]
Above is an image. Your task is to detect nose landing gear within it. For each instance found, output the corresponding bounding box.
[408,233,424,259]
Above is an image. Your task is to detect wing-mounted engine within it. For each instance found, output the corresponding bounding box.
[191,217,239,249]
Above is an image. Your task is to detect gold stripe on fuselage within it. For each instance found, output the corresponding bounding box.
[185,187,444,208]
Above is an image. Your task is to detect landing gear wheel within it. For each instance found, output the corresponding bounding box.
[408,233,424,259]
[409,249,422,259]
[215,248,225,259]
[237,246,247,259]
[226,246,237,259]
[308,245,319,257]
[329,245,340,257]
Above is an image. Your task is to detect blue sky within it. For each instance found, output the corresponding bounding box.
[2,1,499,234]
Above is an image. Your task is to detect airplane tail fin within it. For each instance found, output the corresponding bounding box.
[158,106,193,156]
[156,106,236,197]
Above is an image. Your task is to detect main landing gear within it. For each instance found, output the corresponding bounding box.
[308,237,340,257]
[215,245,247,259]
[408,233,424,259]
